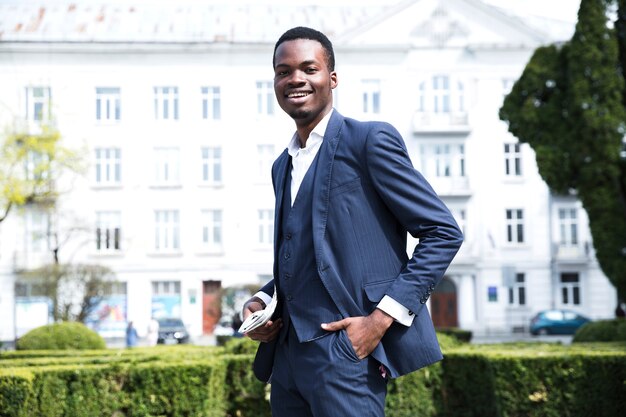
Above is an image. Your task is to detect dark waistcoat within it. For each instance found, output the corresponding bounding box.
[277,152,339,343]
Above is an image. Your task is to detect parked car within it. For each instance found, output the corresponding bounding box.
[530,309,591,335]
[157,317,190,344]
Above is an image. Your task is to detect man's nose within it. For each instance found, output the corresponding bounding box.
[287,70,306,85]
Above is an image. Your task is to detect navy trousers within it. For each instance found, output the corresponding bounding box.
[270,324,387,417]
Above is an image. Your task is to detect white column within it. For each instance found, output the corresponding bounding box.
[457,274,477,329]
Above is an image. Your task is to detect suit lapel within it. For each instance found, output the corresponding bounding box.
[312,110,344,269]
[272,149,291,264]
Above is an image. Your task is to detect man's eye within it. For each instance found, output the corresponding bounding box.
[305,68,317,73]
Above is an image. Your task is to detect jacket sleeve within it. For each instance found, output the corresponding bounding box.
[364,123,463,317]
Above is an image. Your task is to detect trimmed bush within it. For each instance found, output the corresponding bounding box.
[439,344,626,417]
[2,342,624,417]
[16,322,106,351]
[436,327,472,343]
[573,319,626,342]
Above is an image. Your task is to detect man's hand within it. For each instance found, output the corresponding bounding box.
[321,309,394,359]
[242,297,282,343]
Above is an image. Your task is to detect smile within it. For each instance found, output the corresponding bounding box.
[287,91,311,98]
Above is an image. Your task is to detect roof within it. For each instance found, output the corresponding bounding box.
[0,0,572,45]
[0,0,389,43]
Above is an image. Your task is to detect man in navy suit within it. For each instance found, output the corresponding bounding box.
[243,26,463,417]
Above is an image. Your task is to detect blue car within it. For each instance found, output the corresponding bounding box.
[530,309,591,336]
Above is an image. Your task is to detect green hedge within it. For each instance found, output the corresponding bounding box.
[439,343,626,417]
[1,341,624,417]
[16,322,106,351]
[573,319,626,342]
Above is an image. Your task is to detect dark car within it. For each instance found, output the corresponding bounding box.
[530,309,591,336]
[157,317,190,344]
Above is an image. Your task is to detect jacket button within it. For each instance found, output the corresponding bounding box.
[285,233,292,240]
[284,273,291,280]
[408,310,414,316]
[287,295,293,301]
[284,253,290,260]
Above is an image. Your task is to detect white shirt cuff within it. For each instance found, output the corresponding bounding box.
[253,291,273,308]
[377,295,415,327]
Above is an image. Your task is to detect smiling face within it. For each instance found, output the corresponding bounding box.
[273,38,337,140]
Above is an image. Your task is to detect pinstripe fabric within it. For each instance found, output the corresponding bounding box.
[255,110,463,384]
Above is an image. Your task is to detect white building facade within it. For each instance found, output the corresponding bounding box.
[0,0,617,343]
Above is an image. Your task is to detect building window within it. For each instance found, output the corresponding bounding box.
[96,211,121,252]
[258,209,274,246]
[433,75,450,113]
[502,79,515,99]
[558,208,578,246]
[201,86,221,120]
[256,81,274,115]
[15,281,48,297]
[362,79,381,114]
[257,144,275,180]
[504,143,522,176]
[25,86,51,122]
[201,209,222,251]
[451,208,466,239]
[95,148,121,185]
[508,273,526,306]
[201,147,222,184]
[418,75,465,115]
[422,143,465,178]
[96,87,121,121]
[27,210,49,253]
[24,151,50,182]
[152,281,181,295]
[560,272,581,305]
[154,86,179,120]
[506,209,524,243]
[154,148,180,185]
[154,210,180,251]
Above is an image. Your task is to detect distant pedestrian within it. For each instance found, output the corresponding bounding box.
[147,317,159,346]
[126,321,138,348]
[232,313,244,338]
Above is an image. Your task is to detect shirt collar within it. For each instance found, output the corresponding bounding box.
[287,108,334,157]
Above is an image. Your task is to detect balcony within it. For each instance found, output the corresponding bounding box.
[428,176,471,197]
[554,242,591,264]
[412,111,470,134]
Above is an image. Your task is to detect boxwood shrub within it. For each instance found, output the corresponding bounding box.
[16,322,106,351]
[1,341,624,417]
[573,319,626,343]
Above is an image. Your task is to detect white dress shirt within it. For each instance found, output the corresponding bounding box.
[254,109,414,327]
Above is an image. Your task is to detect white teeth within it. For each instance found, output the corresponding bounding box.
[288,92,310,98]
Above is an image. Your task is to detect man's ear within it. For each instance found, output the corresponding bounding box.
[330,71,338,89]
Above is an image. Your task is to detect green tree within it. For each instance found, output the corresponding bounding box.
[0,126,82,223]
[500,0,626,303]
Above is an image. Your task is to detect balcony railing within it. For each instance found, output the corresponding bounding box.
[412,111,470,133]
[428,176,471,196]
[554,242,591,262]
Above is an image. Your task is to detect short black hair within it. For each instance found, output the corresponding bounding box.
[273,26,335,71]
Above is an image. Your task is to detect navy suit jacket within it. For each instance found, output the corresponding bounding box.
[254,110,463,381]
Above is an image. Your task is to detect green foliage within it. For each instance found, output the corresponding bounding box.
[0,127,84,223]
[221,336,259,355]
[573,319,626,342]
[436,327,472,344]
[440,345,626,417]
[500,0,626,301]
[1,343,624,417]
[16,322,106,351]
